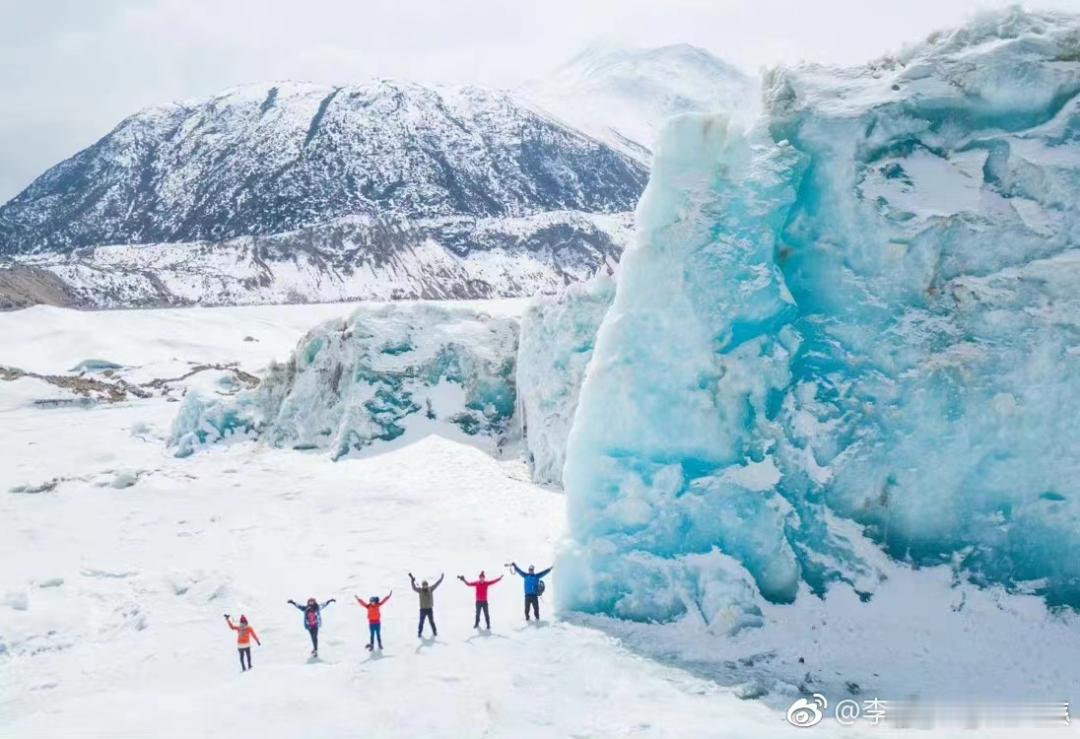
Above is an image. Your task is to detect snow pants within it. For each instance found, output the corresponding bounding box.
[525,594,540,621]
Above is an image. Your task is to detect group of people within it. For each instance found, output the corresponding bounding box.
[223,563,552,669]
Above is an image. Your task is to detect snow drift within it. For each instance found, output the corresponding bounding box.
[170,304,519,459]
[559,8,1080,628]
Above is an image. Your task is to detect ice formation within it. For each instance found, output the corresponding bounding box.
[170,304,519,460]
[559,8,1080,627]
[517,275,615,485]
[170,284,613,486]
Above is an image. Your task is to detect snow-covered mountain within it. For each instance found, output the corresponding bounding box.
[0,81,644,254]
[0,45,759,310]
[0,80,647,307]
[10,211,631,308]
[519,43,756,162]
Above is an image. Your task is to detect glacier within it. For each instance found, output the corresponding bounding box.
[559,7,1080,629]
[170,304,520,460]
[171,287,612,487]
[517,275,615,486]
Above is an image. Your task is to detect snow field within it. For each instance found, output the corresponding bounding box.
[3,299,1079,738]
[0,301,791,738]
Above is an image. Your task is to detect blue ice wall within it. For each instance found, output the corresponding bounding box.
[517,275,615,486]
[560,8,1080,624]
[170,304,519,459]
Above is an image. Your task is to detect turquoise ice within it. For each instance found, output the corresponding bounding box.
[170,304,519,460]
[559,8,1080,627]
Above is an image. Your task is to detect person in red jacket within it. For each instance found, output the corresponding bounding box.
[356,591,391,651]
[458,571,502,630]
[224,614,261,671]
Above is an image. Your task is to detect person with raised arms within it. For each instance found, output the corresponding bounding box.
[410,572,444,638]
[223,613,261,671]
[287,596,335,657]
[510,562,552,621]
[355,591,392,651]
[458,570,502,630]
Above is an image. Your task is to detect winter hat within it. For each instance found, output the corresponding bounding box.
[239,615,248,624]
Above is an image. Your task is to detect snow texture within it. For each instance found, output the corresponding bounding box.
[516,274,615,485]
[170,304,520,460]
[560,7,1080,632]
[13,211,629,308]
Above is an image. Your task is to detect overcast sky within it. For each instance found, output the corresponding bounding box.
[0,0,1075,202]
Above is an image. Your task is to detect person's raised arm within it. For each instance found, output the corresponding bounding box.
[459,575,476,586]
[490,575,503,585]
[354,595,369,607]
[537,566,553,578]
[382,591,392,605]
[321,598,336,609]
[225,615,238,630]
[287,600,304,612]
[433,573,445,590]
[512,563,525,577]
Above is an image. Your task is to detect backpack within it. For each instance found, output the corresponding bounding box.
[537,580,546,597]
[305,609,319,630]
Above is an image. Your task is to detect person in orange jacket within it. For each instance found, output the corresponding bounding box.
[224,614,261,671]
[356,591,392,651]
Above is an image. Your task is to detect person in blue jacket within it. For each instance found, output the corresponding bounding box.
[511,562,552,621]
[287,597,335,656]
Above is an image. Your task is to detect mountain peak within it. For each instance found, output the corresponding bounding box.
[0,78,646,257]
[519,43,756,161]
[557,42,745,81]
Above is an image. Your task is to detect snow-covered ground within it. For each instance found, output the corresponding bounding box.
[0,301,783,738]
[1,301,1076,738]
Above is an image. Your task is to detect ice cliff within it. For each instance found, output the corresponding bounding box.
[170,305,519,460]
[559,8,1080,627]
[171,280,613,487]
[517,276,615,485]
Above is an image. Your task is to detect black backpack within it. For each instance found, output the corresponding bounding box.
[537,580,546,597]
